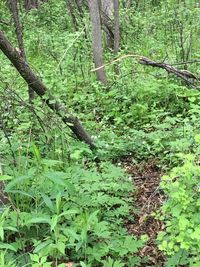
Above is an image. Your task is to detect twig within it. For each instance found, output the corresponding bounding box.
[55,27,86,72]
[0,19,11,26]
[91,54,140,72]
[170,60,200,66]
[0,119,17,166]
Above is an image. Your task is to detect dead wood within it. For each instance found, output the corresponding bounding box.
[139,56,199,89]
[0,30,95,149]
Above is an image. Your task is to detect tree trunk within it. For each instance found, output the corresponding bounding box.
[101,0,114,49]
[113,0,120,73]
[102,0,114,17]
[0,30,95,149]
[88,0,107,85]
[24,0,39,10]
[8,0,35,102]
[80,1,114,49]
[113,0,120,54]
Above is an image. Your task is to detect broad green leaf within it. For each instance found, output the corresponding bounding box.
[56,242,65,254]
[41,194,54,213]
[0,243,17,252]
[3,226,18,232]
[33,240,52,253]
[88,210,99,224]
[59,209,78,218]
[26,216,50,225]
[5,175,31,191]
[0,175,12,181]
[41,159,63,167]
[44,172,66,186]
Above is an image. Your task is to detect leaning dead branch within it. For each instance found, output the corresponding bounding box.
[139,56,199,89]
[0,30,95,149]
[91,55,200,89]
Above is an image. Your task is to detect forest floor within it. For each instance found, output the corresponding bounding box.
[123,159,165,266]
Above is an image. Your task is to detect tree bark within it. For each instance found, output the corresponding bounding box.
[102,0,114,17]
[88,0,107,85]
[8,0,35,102]
[0,30,95,149]
[101,0,114,49]
[139,56,199,88]
[113,0,120,54]
[113,0,120,74]
[80,1,115,49]
[24,0,38,10]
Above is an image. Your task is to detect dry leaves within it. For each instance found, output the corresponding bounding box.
[123,159,165,266]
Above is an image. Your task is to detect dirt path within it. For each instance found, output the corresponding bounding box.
[123,159,165,266]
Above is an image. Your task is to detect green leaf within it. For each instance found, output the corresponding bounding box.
[64,228,80,241]
[26,216,50,225]
[191,227,200,240]
[56,192,62,214]
[33,240,52,253]
[30,254,40,263]
[31,143,41,162]
[80,262,89,267]
[179,215,189,230]
[0,243,17,252]
[59,209,78,218]
[41,194,55,213]
[41,159,63,167]
[88,210,99,225]
[0,226,4,241]
[51,215,58,232]
[5,175,31,191]
[7,190,34,198]
[3,226,18,232]
[71,150,82,160]
[45,172,66,186]
[56,242,65,254]
[0,175,12,181]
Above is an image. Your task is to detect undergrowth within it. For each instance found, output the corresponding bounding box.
[0,0,200,266]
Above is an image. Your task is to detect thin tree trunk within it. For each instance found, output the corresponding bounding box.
[113,0,120,54]
[101,0,114,49]
[8,0,34,102]
[81,1,114,49]
[88,0,107,85]
[66,0,79,31]
[0,30,95,149]
[113,0,120,74]
[24,0,38,10]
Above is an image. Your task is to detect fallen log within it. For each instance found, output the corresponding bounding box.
[0,30,95,149]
